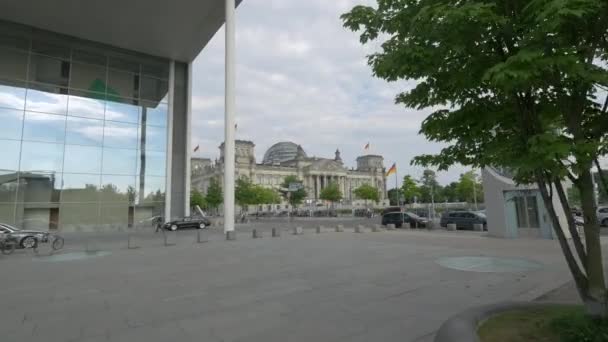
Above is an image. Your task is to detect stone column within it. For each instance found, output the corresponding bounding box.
[315,175,320,200]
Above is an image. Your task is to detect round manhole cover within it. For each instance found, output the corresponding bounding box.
[35,251,111,262]
[436,256,542,273]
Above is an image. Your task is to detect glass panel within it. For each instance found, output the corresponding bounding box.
[515,196,526,229]
[0,203,15,225]
[26,84,69,114]
[63,145,102,174]
[0,139,21,171]
[141,61,168,79]
[526,196,540,228]
[137,175,165,204]
[142,101,167,127]
[100,175,136,202]
[105,98,140,123]
[59,203,100,230]
[102,148,137,175]
[20,207,59,231]
[70,62,107,93]
[100,204,129,226]
[140,76,168,102]
[20,141,64,172]
[0,79,26,110]
[22,112,66,143]
[0,170,19,203]
[67,90,105,119]
[140,125,166,151]
[60,173,100,203]
[109,56,139,74]
[107,69,139,99]
[0,47,28,81]
[135,205,162,226]
[31,40,70,59]
[72,49,107,67]
[28,54,70,87]
[103,121,138,148]
[19,172,61,203]
[65,117,104,146]
[0,32,29,51]
[138,150,166,177]
[0,108,24,140]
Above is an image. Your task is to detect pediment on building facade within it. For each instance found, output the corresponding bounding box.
[305,159,347,173]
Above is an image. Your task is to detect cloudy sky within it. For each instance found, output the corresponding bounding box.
[190,0,470,186]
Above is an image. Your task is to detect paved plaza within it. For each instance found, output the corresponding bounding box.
[0,218,597,342]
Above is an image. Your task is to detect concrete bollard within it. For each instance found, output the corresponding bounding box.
[335,225,344,232]
[355,225,365,233]
[386,224,396,230]
[197,229,208,243]
[272,228,281,237]
[252,229,263,238]
[316,226,322,234]
[293,226,303,235]
[473,223,484,232]
[403,222,411,229]
[447,223,457,231]
[226,231,237,240]
[372,224,382,232]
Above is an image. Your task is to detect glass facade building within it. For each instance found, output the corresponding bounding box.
[0,21,172,231]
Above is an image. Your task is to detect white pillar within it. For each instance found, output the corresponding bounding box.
[184,62,193,217]
[224,0,236,233]
[164,60,175,221]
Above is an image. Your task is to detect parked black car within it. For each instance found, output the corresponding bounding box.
[381,212,428,228]
[163,216,211,231]
[0,223,58,249]
[440,211,487,230]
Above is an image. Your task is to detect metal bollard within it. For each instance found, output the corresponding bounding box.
[272,228,281,237]
[316,226,322,234]
[473,223,484,232]
[355,225,364,233]
[447,223,457,231]
[403,222,411,229]
[386,224,396,230]
[226,231,237,240]
[293,226,303,235]
[335,225,344,232]
[197,229,208,243]
[372,224,382,232]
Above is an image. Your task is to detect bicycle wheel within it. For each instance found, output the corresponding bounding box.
[51,236,65,251]
[1,241,15,255]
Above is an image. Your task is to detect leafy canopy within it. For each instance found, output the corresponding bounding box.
[320,182,343,203]
[281,175,307,207]
[354,184,380,203]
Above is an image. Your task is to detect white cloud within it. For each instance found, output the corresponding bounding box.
[190,0,470,185]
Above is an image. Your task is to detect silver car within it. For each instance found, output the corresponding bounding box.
[0,223,62,249]
[598,206,608,227]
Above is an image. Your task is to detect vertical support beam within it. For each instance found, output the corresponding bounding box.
[184,62,193,217]
[224,0,236,233]
[165,60,175,221]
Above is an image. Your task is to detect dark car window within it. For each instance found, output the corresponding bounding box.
[449,212,461,218]
[183,217,192,222]
[599,208,608,213]
[464,213,476,218]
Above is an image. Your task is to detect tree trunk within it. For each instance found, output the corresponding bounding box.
[577,169,608,317]
[553,179,587,266]
[535,173,591,308]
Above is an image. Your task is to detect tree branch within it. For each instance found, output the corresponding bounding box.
[535,171,589,297]
[554,178,588,269]
[594,159,608,201]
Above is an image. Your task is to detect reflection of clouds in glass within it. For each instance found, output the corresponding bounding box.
[23,112,66,143]
[143,102,167,127]
[142,125,167,151]
[20,141,64,172]
[0,139,21,171]
[105,100,139,123]
[102,148,137,175]
[103,122,139,148]
[25,88,68,114]
[0,108,24,140]
[66,117,103,145]
[62,173,100,190]
[63,145,102,174]
[0,84,26,109]
[68,94,105,119]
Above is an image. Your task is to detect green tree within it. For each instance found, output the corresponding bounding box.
[343,0,608,316]
[442,182,460,202]
[320,182,343,208]
[419,170,439,203]
[253,185,280,205]
[354,184,380,208]
[190,189,206,209]
[205,178,223,214]
[281,175,308,208]
[387,188,402,206]
[456,171,483,205]
[400,175,420,204]
[235,178,257,212]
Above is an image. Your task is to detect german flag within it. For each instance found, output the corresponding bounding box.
[386,163,397,176]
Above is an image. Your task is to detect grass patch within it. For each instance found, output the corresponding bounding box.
[478,305,608,342]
